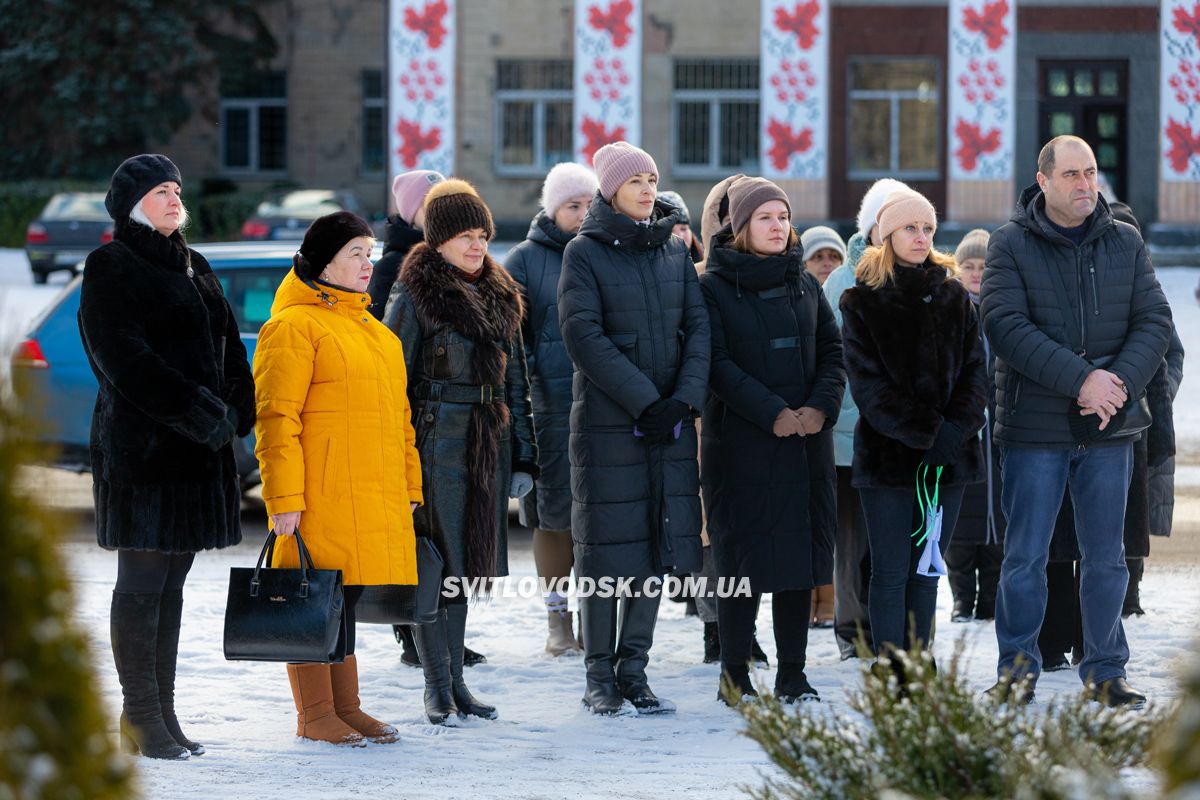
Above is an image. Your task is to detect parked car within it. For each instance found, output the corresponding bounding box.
[9,241,343,490]
[25,193,113,284]
[239,189,369,241]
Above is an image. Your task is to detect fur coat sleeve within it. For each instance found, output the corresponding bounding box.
[839,293,944,451]
[78,248,229,444]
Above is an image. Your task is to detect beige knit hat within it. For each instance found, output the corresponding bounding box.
[875,189,937,244]
[954,228,990,264]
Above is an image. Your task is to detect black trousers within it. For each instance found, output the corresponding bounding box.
[717,590,811,668]
[944,541,1003,617]
[115,550,195,593]
[833,467,871,657]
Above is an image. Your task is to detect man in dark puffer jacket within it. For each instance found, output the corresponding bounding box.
[981,135,1173,708]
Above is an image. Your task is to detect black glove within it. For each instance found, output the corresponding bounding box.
[636,398,689,441]
[923,420,963,467]
[203,407,238,452]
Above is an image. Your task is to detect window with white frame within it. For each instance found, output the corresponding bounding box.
[495,59,573,174]
[362,70,385,175]
[848,59,940,180]
[220,71,287,174]
[673,59,760,177]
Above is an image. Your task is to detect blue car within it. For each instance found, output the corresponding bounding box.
[10,241,311,491]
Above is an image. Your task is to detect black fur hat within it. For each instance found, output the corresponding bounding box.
[422,179,495,248]
[295,211,374,279]
[105,154,182,220]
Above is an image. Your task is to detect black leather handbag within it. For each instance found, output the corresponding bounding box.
[223,530,347,663]
[355,536,445,625]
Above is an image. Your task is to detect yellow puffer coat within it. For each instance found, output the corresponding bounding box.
[253,269,422,585]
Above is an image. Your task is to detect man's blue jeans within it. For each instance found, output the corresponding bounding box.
[995,442,1133,686]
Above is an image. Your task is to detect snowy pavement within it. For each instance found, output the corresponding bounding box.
[61,539,1197,800]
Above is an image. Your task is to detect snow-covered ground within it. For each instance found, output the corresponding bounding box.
[4,244,1199,797]
[61,542,1197,800]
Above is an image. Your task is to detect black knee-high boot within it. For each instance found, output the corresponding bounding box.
[111,592,189,760]
[446,604,496,719]
[411,608,458,724]
[156,590,203,754]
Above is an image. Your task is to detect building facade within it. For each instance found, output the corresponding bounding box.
[162,0,1197,239]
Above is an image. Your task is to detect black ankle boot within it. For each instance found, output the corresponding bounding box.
[750,634,769,668]
[411,610,458,725]
[394,624,421,667]
[718,663,757,707]
[775,660,819,704]
[703,621,721,664]
[111,592,189,760]
[446,604,496,719]
[156,590,203,754]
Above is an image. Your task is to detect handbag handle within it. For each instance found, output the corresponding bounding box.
[251,529,318,599]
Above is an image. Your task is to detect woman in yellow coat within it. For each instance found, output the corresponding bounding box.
[254,211,422,746]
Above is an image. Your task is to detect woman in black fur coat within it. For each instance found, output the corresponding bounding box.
[839,188,987,662]
[384,179,538,725]
[78,155,255,759]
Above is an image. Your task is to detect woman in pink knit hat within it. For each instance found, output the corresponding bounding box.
[838,189,988,683]
[559,141,710,716]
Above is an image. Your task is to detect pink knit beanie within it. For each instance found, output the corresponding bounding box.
[875,189,938,244]
[592,142,658,201]
[392,170,445,225]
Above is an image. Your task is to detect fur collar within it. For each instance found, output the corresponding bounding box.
[114,219,194,274]
[399,242,522,343]
[855,261,954,306]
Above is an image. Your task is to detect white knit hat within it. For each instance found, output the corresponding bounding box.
[540,162,600,217]
[856,178,914,245]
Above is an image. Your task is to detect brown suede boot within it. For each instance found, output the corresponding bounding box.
[286,663,366,746]
[330,655,399,744]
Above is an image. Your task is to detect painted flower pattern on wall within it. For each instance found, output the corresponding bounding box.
[1163,1,1200,179]
[389,0,454,176]
[575,0,640,164]
[760,0,828,180]
[948,0,1014,180]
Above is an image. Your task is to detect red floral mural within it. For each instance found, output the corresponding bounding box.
[773,1,820,50]
[588,0,634,48]
[766,119,813,171]
[768,59,817,103]
[404,0,449,49]
[1165,119,1200,174]
[962,0,1009,51]
[957,58,1006,104]
[399,59,445,103]
[954,119,1002,172]
[1169,60,1200,106]
[579,117,627,163]
[1173,2,1200,49]
[395,119,442,168]
[583,58,631,102]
